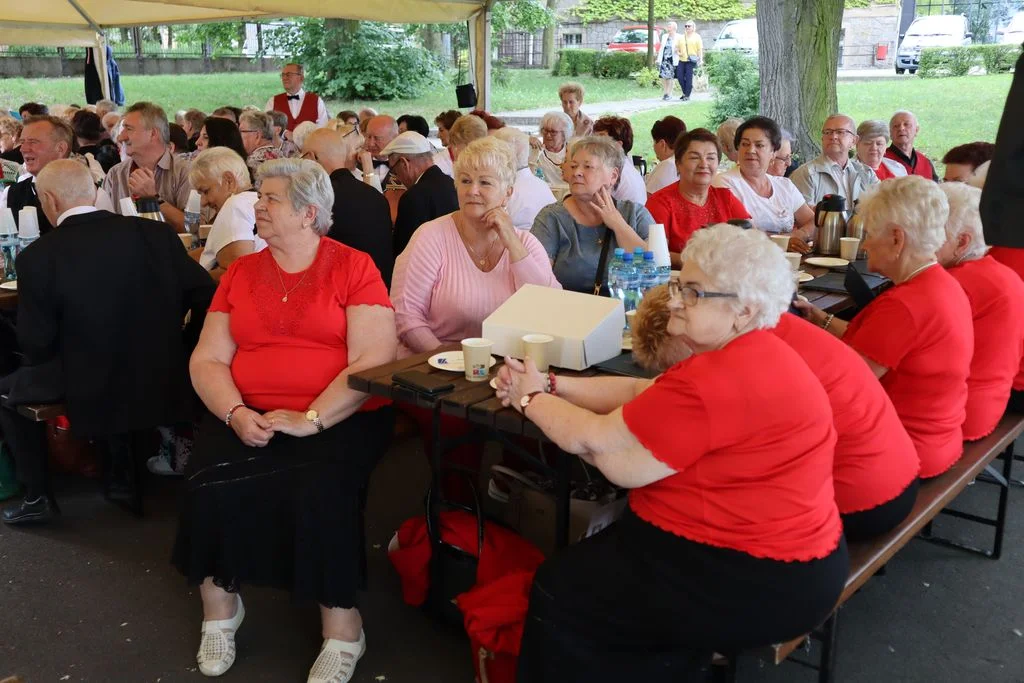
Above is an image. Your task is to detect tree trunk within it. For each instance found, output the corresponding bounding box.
[423,25,444,57]
[166,25,174,50]
[325,19,360,83]
[757,0,844,163]
[542,0,558,69]
[646,0,655,67]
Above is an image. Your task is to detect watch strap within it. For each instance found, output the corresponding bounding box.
[521,390,544,416]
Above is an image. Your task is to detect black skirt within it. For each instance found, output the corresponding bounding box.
[171,406,394,608]
[517,507,848,683]
[841,478,919,543]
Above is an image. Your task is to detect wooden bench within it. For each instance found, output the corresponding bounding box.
[718,412,1024,683]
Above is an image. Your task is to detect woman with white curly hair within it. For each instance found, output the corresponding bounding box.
[528,110,574,186]
[936,182,1024,438]
[173,158,397,683]
[799,176,973,479]
[498,224,847,682]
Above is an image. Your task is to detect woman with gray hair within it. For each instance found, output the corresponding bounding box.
[496,223,847,681]
[173,158,398,683]
[936,182,1024,439]
[856,119,907,182]
[529,110,574,187]
[798,176,973,479]
[532,135,652,293]
[188,147,266,278]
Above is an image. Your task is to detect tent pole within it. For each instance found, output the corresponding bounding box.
[470,2,494,112]
[65,0,104,33]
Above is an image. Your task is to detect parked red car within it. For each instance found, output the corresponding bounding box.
[606,25,666,54]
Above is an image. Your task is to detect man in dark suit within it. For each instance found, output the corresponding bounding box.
[383,131,459,257]
[302,128,395,287]
[981,48,1024,253]
[0,160,215,524]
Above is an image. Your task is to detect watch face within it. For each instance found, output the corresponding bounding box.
[305,409,318,421]
[520,395,531,409]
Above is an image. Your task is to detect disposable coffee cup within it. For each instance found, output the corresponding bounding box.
[119,196,139,217]
[784,252,802,272]
[178,233,195,249]
[199,224,213,241]
[461,337,494,382]
[840,237,861,262]
[0,208,16,236]
[18,207,39,239]
[522,333,554,372]
[770,234,791,251]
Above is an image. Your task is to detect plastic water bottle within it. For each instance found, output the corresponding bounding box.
[639,251,659,297]
[657,262,672,286]
[605,247,625,294]
[184,189,202,238]
[0,208,17,281]
[620,252,641,328]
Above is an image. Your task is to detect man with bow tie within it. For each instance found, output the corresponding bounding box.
[264,63,329,133]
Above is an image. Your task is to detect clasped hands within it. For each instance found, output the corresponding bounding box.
[494,356,547,412]
[229,407,317,447]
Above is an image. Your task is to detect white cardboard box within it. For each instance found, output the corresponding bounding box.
[482,285,624,370]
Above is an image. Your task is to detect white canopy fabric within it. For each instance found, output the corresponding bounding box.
[0,0,495,108]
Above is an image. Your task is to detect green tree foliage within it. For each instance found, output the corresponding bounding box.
[266,20,443,100]
[177,22,249,56]
[572,0,754,23]
[705,50,759,127]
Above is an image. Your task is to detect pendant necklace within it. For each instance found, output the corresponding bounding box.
[274,259,312,302]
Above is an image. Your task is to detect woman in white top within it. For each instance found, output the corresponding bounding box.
[713,116,815,250]
[646,115,687,195]
[593,116,648,205]
[492,127,557,229]
[188,147,266,279]
[529,111,574,188]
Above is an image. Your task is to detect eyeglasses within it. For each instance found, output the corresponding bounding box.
[540,128,563,136]
[281,72,302,77]
[772,155,792,165]
[822,129,854,138]
[668,280,738,306]
[239,129,259,135]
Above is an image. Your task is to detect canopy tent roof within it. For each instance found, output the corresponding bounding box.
[0,0,489,46]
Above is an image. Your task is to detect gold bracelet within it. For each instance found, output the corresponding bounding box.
[822,313,835,331]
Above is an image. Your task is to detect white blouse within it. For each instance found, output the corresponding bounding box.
[713,167,807,234]
[200,191,266,270]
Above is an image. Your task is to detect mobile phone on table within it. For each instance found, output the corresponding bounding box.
[392,370,455,396]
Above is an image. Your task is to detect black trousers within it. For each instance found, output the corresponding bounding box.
[0,404,47,499]
[676,60,695,97]
[517,508,848,683]
[841,478,919,543]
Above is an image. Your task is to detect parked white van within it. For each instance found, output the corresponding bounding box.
[998,12,1024,45]
[895,14,973,74]
[713,19,758,54]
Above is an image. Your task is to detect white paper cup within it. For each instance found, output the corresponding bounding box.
[770,234,791,251]
[199,224,213,240]
[522,333,554,372]
[178,233,195,249]
[784,252,802,272]
[840,237,861,262]
[461,337,494,382]
[119,196,139,217]
[18,207,39,239]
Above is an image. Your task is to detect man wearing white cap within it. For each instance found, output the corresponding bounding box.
[385,131,458,257]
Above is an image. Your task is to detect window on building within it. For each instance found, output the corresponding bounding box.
[563,33,583,46]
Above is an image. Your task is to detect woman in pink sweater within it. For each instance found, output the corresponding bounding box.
[391,137,561,357]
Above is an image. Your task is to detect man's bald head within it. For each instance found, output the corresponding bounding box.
[36,159,97,227]
[364,115,398,157]
[302,128,348,174]
[821,113,858,165]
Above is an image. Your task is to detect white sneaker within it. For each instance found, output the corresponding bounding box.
[197,595,245,677]
[307,630,366,683]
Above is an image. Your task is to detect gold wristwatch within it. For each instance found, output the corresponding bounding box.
[305,409,324,433]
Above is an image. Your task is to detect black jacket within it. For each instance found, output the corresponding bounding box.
[6,178,54,236]
[392,165,458,258]
[981,49,1024,249]
[7,210,215,437]
[328,169,396,288]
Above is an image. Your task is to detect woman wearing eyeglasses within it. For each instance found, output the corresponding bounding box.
[528,111,575,188]
[496,224,847,682]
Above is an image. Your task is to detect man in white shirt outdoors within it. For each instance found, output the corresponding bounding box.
[492,127,556,229]
[1,116,114,235]
[263,63,329,134]
[790,113,879,206]
[646,115,686,195]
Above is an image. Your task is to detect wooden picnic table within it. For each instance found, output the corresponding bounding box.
[0,281,17,311]
[348,261,879,549]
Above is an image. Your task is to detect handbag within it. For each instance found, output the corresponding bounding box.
[592,227,614,296]
[424,478,485,628]
[486,464,624,555]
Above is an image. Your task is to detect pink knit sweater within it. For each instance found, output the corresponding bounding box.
[391,213,562,357]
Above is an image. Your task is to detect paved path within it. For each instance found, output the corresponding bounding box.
[495,66,902,126]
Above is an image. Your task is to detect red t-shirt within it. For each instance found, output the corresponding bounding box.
[622,330,842,562]
[210,238,392,412]
[645,184,751,253]
[844,265,973,477]
[772,314,919,513]
[989,246,1024,391]
[873,163,897,182]
[948,255,1024,439]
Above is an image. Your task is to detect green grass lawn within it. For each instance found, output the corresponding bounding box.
[0,70,1009,174]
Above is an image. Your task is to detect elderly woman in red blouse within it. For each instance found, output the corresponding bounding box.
[645,128,750,267]
[800,176,974,479]
[173,159,396,683]
[936,182,1024,439]
[632,285,919,542]
[497,224,847,681]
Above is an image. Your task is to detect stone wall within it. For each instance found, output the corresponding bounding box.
[0,56,277,79]
[841,5,901,68]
